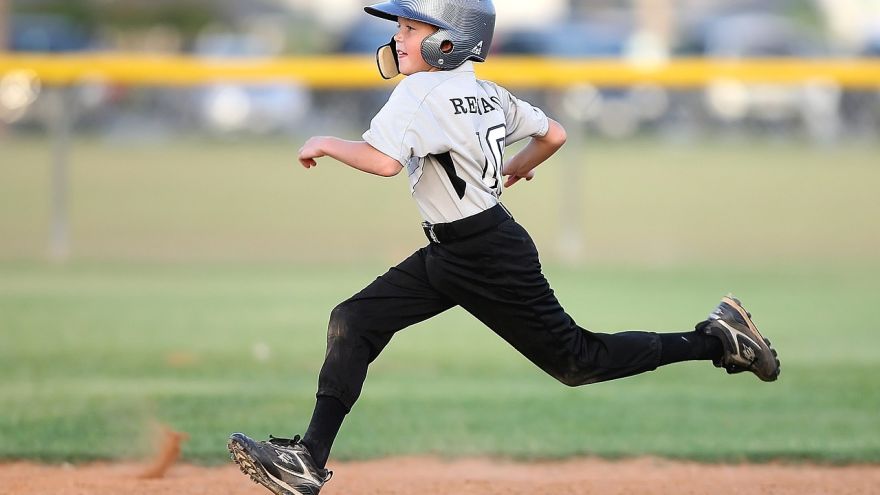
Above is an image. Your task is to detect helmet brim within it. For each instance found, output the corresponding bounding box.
[364,2,453,31]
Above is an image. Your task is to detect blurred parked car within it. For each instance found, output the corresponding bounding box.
[495,22,631,58]
[494,21,671,138]
[194,33,311,135]
[677,13,840,140]
[11,14,91,52]
[326,17,399,128]
[839,32,880,136]
[336,16,396,55]
[2,15,119,129]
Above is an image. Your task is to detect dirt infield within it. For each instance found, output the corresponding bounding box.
[3,457,880,495]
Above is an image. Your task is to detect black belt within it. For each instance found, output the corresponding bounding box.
[422,203,512,244]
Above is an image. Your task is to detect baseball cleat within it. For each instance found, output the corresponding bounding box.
[228,433,331,495]
[697,295,780,382]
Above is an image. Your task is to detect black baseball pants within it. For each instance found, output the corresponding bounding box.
[316,205,662,410]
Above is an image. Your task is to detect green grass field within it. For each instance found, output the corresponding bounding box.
[1,136,878,463]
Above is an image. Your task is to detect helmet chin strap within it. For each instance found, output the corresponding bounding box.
[376,37,400,79]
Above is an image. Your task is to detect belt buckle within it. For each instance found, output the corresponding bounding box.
[423,222,440,243]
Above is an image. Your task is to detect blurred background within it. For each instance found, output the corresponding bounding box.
[1,0,879,263]
[3,0,880,141]
[1,0,879,464]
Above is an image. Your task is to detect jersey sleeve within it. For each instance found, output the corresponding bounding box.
[498,86,550,145]
[363,79,450,166]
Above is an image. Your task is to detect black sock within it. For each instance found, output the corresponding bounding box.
[658,331,723,366]
[301,396,349,469]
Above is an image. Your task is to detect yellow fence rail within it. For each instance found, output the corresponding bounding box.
[5,52,877,263]
[2,53,880,88]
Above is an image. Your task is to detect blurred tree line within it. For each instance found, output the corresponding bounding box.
[15,0,215,36]
[1,0,8,50]
[12,0,219,50]
[9,0,326,53]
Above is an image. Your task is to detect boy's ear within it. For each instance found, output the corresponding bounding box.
[377,37,400,79]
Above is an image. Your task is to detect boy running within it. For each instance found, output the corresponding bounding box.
[228,2,780,494]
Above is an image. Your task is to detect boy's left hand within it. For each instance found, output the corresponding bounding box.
[503,168,535,188]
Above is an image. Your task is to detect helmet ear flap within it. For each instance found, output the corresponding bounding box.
[376,37,400,79]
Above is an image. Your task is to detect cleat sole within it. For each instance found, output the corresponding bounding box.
[227,434,327,495]
[228,439,293,495]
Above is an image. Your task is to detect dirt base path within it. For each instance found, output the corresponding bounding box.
[3,457,879,495]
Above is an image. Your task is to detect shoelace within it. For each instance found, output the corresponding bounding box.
[266,435,333,481]
[267,434,302,447]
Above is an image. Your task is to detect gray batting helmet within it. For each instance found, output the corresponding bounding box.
[365,0,496,77]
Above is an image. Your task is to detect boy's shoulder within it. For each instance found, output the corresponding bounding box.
[390,70,476,106]
[392,72,448,98]
[382,71,522,118]
[474,78,508,99]
[391,71,437,95]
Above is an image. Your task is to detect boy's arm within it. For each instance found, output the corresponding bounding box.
[501,119,567,188]
[299,136,403,177]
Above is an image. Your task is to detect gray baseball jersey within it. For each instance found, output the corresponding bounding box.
[363,61,549,224]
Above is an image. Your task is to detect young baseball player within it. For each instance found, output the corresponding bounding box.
[228,2,781,494]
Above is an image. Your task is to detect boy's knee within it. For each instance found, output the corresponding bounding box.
[327,301,378,345]
[550,367,600,388]
[326,301,384,362]
[556,373,586,388]
[328,302,357,340]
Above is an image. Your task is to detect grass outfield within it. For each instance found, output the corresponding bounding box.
[1,261,878,463]
[0,136,878,463]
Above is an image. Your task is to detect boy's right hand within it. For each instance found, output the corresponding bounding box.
[298,137,328,168]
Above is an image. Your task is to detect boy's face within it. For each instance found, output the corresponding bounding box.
[394,17,439,75]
